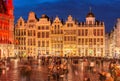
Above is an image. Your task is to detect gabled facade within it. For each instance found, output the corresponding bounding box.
[77,11,105,57]
[15,10,105,57]
[107,18,120,58]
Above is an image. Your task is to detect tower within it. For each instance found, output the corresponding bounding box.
[7,0,14,16]
[0,0,14,59]
[86,7,95,25]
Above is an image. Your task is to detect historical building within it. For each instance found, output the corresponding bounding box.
[106,18,120,58]
[15,10,105,57]
[0,0,14,59]
[77,11,105,57]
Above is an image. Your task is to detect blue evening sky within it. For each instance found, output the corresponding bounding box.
[13,0,120,33]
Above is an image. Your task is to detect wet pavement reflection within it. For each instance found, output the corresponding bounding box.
[0,57,116,81]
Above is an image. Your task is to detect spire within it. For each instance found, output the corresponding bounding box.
[54,16,61,23]
[68,15,73,21]
[86,7,95,18]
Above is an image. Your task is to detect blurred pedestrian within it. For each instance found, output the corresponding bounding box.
[105,73,114,81]
[98,71,106,81]
[90,61,94,73]
[87,78,90,81]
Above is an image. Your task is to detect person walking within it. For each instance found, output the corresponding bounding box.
[105,73,114,81]
[98,71,106,81]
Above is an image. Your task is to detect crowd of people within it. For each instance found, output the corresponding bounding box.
[83,58,120,81]
[1,56,120,81]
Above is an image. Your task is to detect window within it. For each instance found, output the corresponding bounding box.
[46,26,49,30]
[85,39,87,45]
[29,20,34,23]
[97,38,99,42]
[94,38,96,45]
[38,26,40,30]
[42,41,45,47]
[33,39,36,45]
[82,39,84,45]
[37,32,40,38]
[64,36,66,41]
[58,25,60,29]
[33,30,36,36]
[38,41,40,47]
[94,29,96,36]
[82,29,84,36]
[24,30,26,35]
[46,41,49,47]
[46,32,49,38]
[85,29,88,36]
[101,38,103,45]
[67,24,70,27]
[42,26,44,30]
[101,29,103,36]
[97,29,100,36]
[20,21,22,26]
[89,21,92,25]
[42,32,44,38]
[67,23,73,27]
[78,30,81,36]
[74,37,76,41]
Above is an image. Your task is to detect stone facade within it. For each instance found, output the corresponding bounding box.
[15,10,105,57]
[106,18,120,58]
[0,0,14,59]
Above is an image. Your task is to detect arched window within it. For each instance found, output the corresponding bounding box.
[20,21,22,26]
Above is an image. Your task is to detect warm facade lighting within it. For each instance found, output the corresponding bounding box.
[15,10,105,57]
[0,0,14,59]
